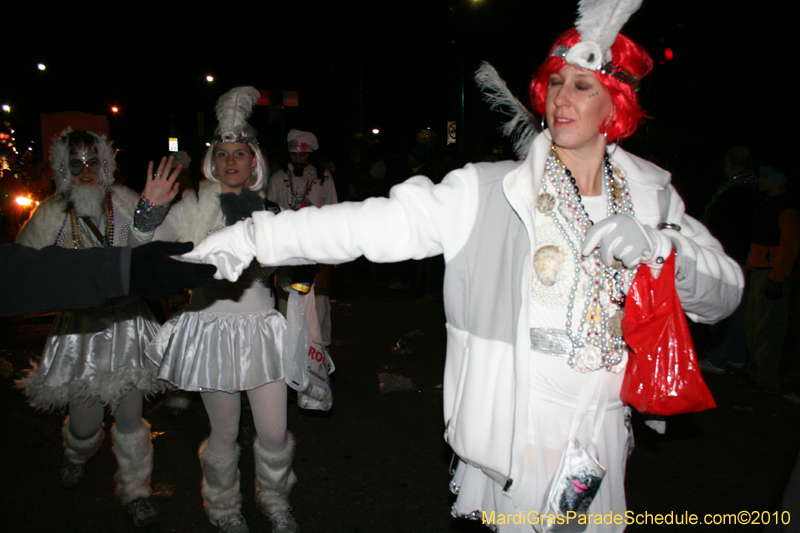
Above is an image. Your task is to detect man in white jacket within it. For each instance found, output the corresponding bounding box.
[267,129,338,347]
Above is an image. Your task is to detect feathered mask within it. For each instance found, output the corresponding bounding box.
[213,86,260,144]
[51,128,116,194]
[553,0,643,85]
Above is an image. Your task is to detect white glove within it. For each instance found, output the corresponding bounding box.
[182,218,257,281]
[582,214,672,275]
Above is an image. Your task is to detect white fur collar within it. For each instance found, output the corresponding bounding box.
[177,181,268,244]
[16,185,140,250]
[178,181,223,245]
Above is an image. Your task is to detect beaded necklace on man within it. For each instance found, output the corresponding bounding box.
[537,144,636,372]
[286,166,315,210]
[66,191,115,249]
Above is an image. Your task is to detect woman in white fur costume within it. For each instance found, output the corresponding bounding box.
[131,87,298,533]
[15,129,173,528]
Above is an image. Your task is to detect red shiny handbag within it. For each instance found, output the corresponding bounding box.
[620,252,716,415]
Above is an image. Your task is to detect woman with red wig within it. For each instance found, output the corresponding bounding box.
[185,1,743,530]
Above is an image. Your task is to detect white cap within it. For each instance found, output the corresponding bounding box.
[287,129,318,152]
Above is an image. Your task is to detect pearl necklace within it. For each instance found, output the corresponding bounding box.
[538,145,636,372]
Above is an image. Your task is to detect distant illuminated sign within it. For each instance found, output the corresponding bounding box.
[169,138,178,152]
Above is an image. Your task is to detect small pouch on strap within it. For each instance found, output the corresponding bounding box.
[534,372,608,533]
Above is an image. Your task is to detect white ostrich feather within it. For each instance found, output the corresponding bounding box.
[474,61,538,159]
[575,0,642,56]
[215,86,259,141]
[50,129,72,188]
[92,132,116,187]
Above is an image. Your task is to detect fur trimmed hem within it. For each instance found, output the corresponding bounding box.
[18,361,165,413]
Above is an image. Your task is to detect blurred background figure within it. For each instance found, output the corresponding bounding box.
[743,165,800,394]
[267,129,337,348]
[699,146,758,374]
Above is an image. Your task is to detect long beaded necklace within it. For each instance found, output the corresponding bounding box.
[67,192,115,248]
[287,166,315,210]
[537,144,636,372]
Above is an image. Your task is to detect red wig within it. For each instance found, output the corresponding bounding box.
[530,28,653,142]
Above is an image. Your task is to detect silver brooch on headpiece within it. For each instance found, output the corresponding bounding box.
[554,0,643,86]
[214,131,259,145]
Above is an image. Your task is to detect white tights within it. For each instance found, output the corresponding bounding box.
[68,388,144,440]
[200,380,288,457]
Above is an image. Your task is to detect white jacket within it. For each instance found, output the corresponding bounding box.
[244,133,744,489]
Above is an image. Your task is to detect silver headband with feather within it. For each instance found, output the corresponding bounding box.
[213,86,260,144]
[552,0,643,85]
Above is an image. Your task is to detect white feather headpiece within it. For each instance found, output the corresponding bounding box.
[474,62,537,159]
[553,0,643,85]
[213,86,260,144]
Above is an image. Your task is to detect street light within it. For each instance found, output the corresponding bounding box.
[37,63,46,71]
[2,105,10,112]
[206,75,214,83]
[111,106,119,114]
[372,128,380,135]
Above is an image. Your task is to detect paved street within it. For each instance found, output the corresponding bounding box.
[1,259,799,532]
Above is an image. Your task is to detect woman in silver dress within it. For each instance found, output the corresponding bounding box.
[132,87,298,533]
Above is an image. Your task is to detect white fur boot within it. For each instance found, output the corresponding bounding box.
[199,440,244,524]
[63,416,105,464]
[112,420,153,505]
[113,420,159,527]
[254,434,298,517]
[62,417,104,489]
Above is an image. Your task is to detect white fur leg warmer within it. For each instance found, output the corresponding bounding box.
[112,420,153,505]
[199,440,242,522]
[254,433,297,515]
[63,417,104,464]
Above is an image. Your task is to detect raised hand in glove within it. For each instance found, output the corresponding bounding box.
[582,214,673,275]
[764,279,784,300]
[130,241,217,300]
[181,218,257,281]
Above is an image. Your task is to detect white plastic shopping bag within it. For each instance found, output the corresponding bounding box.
[283,286,335,411]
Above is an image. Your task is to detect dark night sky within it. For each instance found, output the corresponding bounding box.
[2,0,793,210]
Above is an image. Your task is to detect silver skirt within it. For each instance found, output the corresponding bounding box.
[145,281,287,392]
[20,296,163,411]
